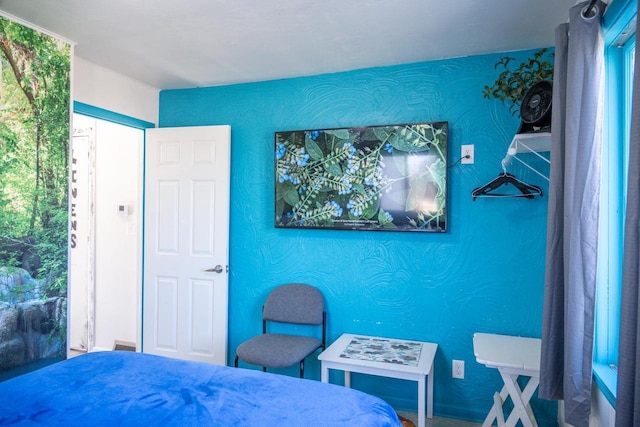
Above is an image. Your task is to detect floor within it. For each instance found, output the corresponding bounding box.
[396,410,482,427]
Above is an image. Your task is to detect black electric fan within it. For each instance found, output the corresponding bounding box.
[517,80,552,133]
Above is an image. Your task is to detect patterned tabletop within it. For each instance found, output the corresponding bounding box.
[339,335,423,367]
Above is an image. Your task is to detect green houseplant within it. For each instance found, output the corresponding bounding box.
[483,48,554,116]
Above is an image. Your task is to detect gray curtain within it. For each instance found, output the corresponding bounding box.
[539,2,604,426]
[615,1,640,425]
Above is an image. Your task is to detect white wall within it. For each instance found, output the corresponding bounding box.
[559,386,616,426]
[92,118,143,350]
[589,385,615,426]
[73,56,159,126]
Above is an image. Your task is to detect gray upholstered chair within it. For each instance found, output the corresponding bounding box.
[234,283,326,378]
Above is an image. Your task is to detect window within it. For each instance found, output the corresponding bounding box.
[595,0,636,405]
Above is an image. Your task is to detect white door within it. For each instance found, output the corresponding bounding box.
[143,125,230,365]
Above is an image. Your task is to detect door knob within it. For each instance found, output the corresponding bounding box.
[205,265,224,273]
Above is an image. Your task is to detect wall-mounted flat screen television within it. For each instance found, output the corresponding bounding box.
[275,121,448,232]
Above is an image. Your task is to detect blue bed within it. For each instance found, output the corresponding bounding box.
[0,351,401,426]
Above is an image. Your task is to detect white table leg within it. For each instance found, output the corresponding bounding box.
[521,376,540,404]
[321,363,328,383]
[427,367,434,419]
[493,392,506,426]
[482,385,508,427]
[499,371,538,427]
[521,377,540,425]
[344,370,351,388]
[418,376,426,427]
[482,408,494,427]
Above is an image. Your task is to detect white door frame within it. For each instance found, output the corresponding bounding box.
[70,104,154,355]
[70,127,96,352]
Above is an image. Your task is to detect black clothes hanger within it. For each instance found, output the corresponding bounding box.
[472,172,543,201]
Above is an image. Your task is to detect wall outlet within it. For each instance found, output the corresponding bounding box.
[452,359,465,379]
[461,145,474,164]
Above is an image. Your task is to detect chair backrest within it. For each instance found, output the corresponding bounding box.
[263,283,324,325]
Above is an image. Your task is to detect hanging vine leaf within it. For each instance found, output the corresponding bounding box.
[325,129,351,140]
[387,125,433,152]
[362,197,380,220]
[305,137,323,161]
[279,181,299,206]
[325,161,342,177]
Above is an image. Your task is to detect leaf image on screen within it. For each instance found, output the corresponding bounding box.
[275,122,447,232]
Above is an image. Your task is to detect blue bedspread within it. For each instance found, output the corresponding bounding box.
[0,351,401,426]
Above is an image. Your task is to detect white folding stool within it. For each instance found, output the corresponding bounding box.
[473,332,541,427]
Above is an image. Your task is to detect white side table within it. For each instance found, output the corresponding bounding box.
[318,333,438,427]
[473,332,541,427]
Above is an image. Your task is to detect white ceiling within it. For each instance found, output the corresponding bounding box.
[0,0,579,90]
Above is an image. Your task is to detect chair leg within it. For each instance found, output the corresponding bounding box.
[234,355,239,368]
[299,359,304,378]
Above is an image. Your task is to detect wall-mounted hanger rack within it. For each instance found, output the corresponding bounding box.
[501,132,551,182]
[472,132,548,201]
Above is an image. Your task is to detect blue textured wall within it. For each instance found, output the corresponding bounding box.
[158,50,556,423]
